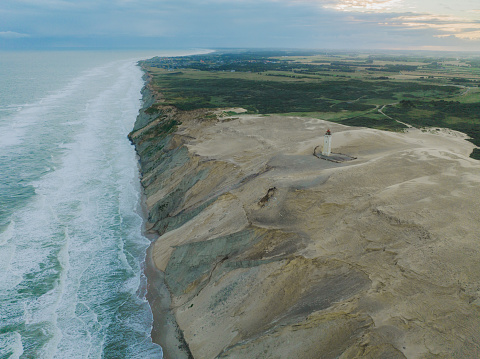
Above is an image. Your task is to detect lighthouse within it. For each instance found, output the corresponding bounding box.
[322,129,332,156]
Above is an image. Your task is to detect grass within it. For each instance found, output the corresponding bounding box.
[449,87,480,104]
[384,100,480,146]
[148,69,460,115]
[141,50,480,159]
[471,148,480,160]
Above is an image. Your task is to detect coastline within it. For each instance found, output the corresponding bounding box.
[133,72,193,359]
[144,245,193,359]
[131,58,480,358]
[136,159,192,359]
[0,52,166,358]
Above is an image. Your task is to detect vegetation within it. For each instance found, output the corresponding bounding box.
[385,100,480,146]
[141,50,480,159]
[471,148,480,160]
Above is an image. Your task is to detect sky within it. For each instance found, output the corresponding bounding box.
[1,0,479,51]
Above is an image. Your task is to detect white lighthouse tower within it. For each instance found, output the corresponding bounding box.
[322,129,332,156]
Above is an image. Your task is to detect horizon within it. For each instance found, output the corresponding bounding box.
[1,48,480,57]
[1,0,480,52]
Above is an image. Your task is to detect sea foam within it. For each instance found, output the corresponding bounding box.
[0,53,164,358]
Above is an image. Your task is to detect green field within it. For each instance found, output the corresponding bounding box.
[141,50,480,159]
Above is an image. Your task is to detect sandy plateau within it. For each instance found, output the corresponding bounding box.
[131,109,480,358]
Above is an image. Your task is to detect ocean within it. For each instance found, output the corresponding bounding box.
[0,50,195,359]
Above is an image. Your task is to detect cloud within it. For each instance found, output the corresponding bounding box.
[0,31,29,38]
[1,0,479,50]
[294,0,480,43]
[383,13,480,40]
[11,0,92,10]
[324,0,403,12]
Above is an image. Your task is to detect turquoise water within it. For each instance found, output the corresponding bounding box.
[0,50,194,359]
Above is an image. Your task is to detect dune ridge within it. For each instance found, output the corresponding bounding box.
[129,87,480,358]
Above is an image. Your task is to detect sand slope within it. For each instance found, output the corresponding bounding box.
[131,110,480,358]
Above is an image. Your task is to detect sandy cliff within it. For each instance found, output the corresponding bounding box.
[130,94,480,358]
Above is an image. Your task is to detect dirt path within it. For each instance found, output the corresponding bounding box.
[378,103,413,128]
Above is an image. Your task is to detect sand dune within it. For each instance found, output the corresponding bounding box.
[131,110,480,358]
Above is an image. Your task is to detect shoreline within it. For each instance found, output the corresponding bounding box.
[144,244,193,359]
[135,160,185,359]
[132,84,193,358]
[135,153,193,359]
[131,55,480,358]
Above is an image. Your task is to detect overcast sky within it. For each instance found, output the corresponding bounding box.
[1,0,479,51]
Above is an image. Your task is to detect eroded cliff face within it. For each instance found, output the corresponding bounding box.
[130,84,480,359]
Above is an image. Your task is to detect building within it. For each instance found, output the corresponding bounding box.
[322,129,332,156]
